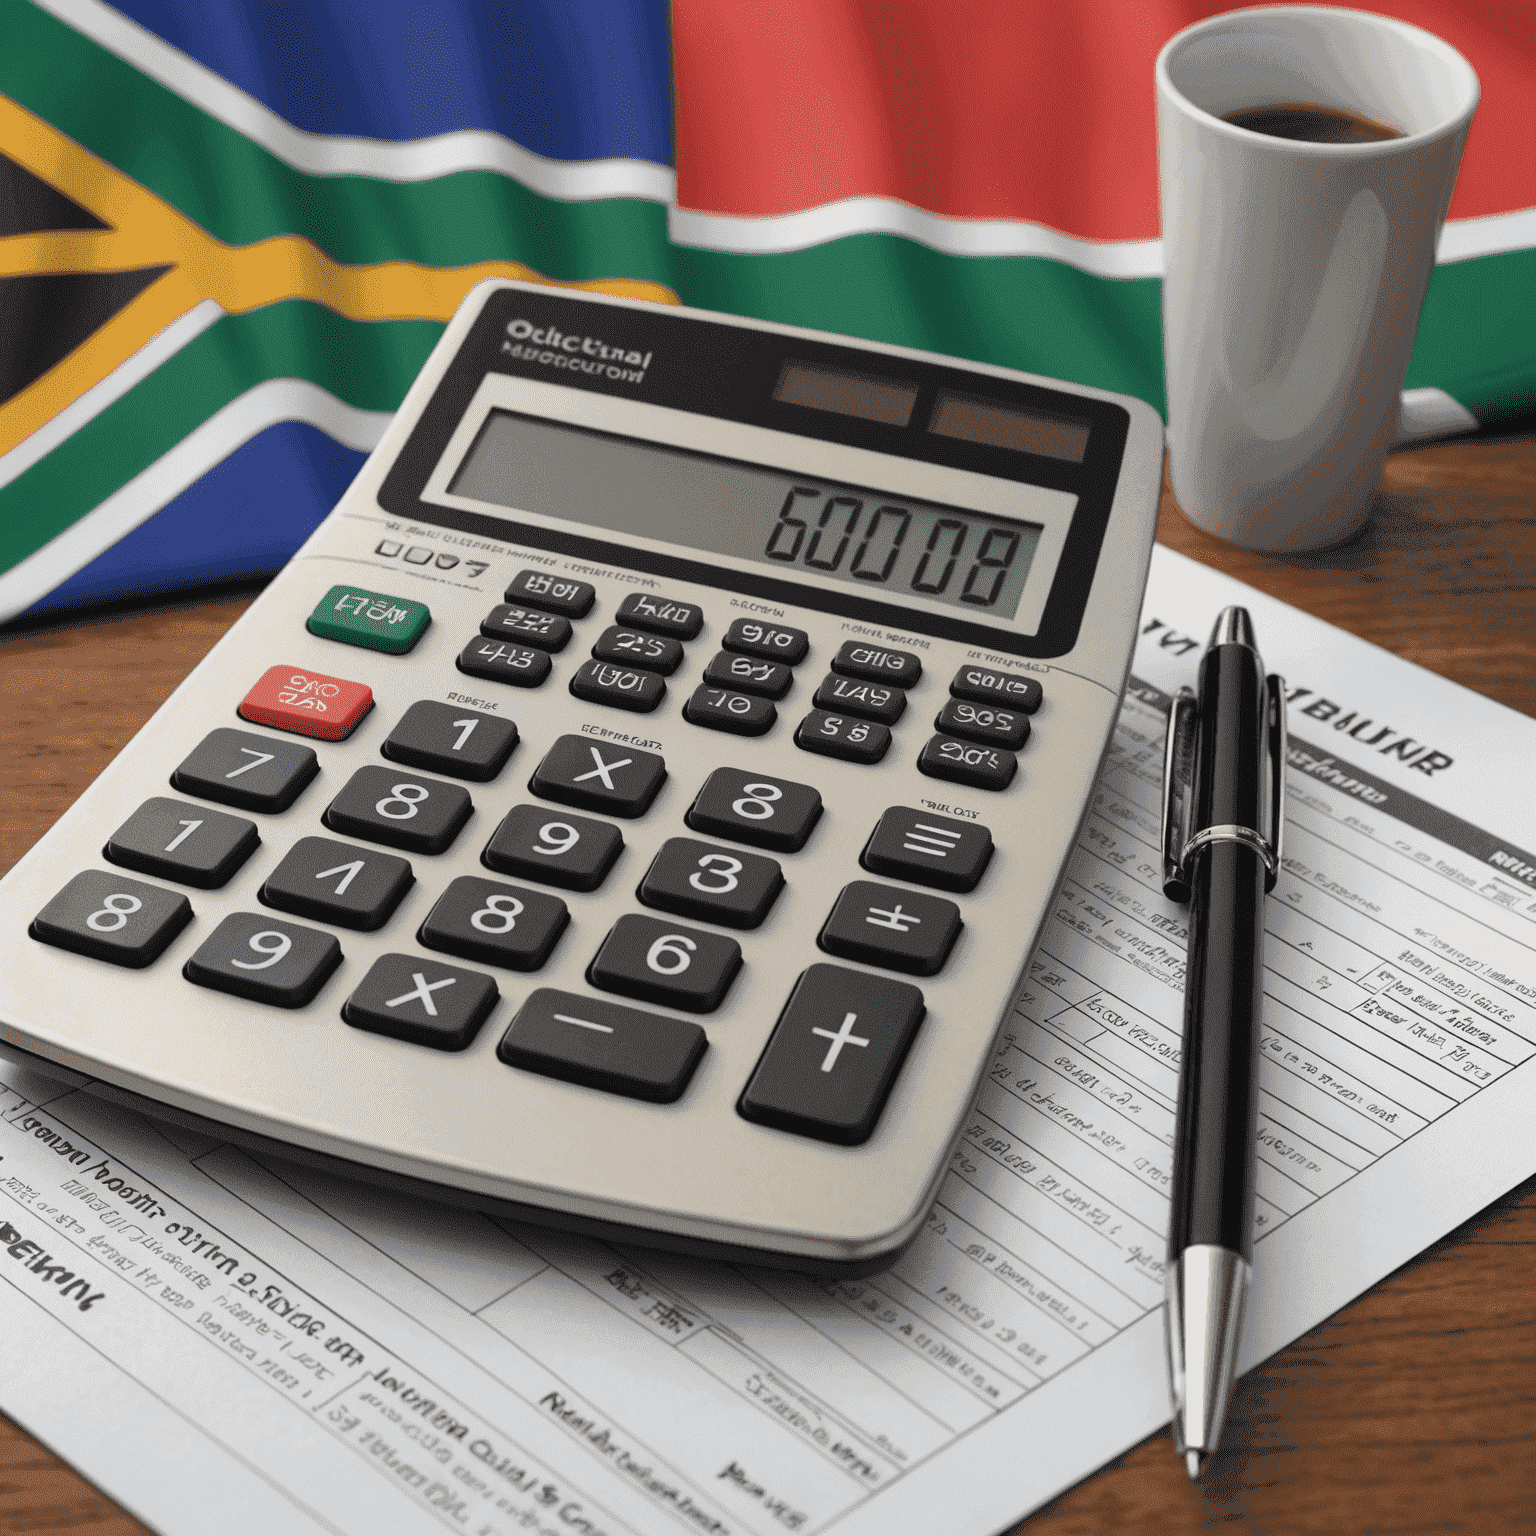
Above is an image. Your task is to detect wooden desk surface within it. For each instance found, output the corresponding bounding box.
[3,425,1534,1534]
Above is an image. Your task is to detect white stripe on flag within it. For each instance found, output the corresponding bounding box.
[37,0,675,202]
[0,300,224,494]
[0,380,392,625]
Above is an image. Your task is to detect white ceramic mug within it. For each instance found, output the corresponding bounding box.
[1156,7,1478,550]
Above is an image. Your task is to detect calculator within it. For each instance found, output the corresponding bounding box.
[0,281,1162,1273]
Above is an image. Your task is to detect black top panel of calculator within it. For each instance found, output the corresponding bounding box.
[379,287,1131,659]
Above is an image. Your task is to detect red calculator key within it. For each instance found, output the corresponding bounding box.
[239,665,374,741]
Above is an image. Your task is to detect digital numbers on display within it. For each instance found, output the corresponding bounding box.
[763,487,1025,607]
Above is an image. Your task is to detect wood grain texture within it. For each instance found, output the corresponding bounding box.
[0,424,1532,1534]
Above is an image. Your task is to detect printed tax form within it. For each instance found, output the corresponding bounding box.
[4,545,1536,1536]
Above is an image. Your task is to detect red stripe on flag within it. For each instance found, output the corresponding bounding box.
[673,0,1536,239]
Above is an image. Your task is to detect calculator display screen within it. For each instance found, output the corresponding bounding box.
[449,409,1045,619]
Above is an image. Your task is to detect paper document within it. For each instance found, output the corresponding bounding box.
[4,545,1536,1536]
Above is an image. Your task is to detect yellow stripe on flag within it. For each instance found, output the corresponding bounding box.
[0,93,677,457]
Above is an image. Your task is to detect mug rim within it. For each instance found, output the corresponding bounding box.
[1155,4,1480,158]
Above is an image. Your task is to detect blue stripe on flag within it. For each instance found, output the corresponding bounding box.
[24,421,366,617]
[105,0,675,164]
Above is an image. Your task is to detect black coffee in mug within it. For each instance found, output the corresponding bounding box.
[1223,102,1406,143]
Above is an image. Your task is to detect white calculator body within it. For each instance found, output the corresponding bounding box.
[0,282,1162,1272]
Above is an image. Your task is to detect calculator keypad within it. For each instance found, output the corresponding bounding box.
[505,569,595,617]
[617,592,703,639]
[818,881,962,976]
[861,807,993,893]
[722,618,809,665]
[934,698,1031,752]
[184,913,342,1007]
[811,674,906,725]
[239,665,374,741]
[482,805,624,891]
[382,701,519,781]
[259,836,414,930]
[587,914,743,1012]
[323,766,474,855]
[569,659,667,713]
[637,838,783,929]
[738,964,925,1145]
[686,768,822,852]
[794,711,890,764]
[456,638,553,688]
[480,604,572,652]
[418,876,569,971]
[498,989,707,1103]
[171,729,318,813]
[590,626,683,675]
[105,798,260,889]
[917,734,1017,792]
[702,651,792,699]
[530,735,667,818]
[30,871,192,968]
[343,954,499,1051]
[683,685,777,737]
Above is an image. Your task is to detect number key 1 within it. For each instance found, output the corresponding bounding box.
[184,914,342,1007]
[105,797,260,888]
[382,700,519,781]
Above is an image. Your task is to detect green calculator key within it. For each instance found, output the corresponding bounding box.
[307,585,430,654]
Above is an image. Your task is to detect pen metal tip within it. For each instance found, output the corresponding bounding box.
[1209,605,1257,651]
[1186,1450,1205,1481]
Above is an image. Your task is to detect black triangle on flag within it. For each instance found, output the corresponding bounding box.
[0,151,110,236]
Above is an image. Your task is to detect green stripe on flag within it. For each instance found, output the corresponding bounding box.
[0,304,443,573]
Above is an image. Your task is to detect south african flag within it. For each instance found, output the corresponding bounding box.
[3,0,1532,623]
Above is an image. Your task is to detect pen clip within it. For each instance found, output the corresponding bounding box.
[1161,686,1199,903]
[1263,672,1287,894]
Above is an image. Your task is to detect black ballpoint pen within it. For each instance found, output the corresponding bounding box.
[1159,606,1286,1481]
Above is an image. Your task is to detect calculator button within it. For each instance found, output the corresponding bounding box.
[617,592,704,639]
[591,626,683,675]
[861,808,993,893]
[737,964,925,1145]
[530,735,667,819]
[722,618,809,666]
[480,604,572,652]
[342,954,498,1052]
[812,674,906,725]
[683,685,777,736]
[702,651,792,699]
[183,914,342,1007]
[104,797,260,889]
[171,729,319,813]
[456,637,553,688]
[498,989,707,1103]
[918,734,1017,792]
[793,711,891,764]
[949,664,1043,714]
[239,665,373,741]
[934,698,1031,751]
[685,768,822,853]
[504,569,595,618]
[306,585,430,654]
[323,766,473,854]
[830,641,921,688]
[588,914,743,1013]
[637,838,784,929]
[259,836,413,929]
[381,701,519,781]
[818,881,962,976]
[569,659,667,714]
[483,805,624,891]
[417,876,569,971]
[30,871,192,969]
